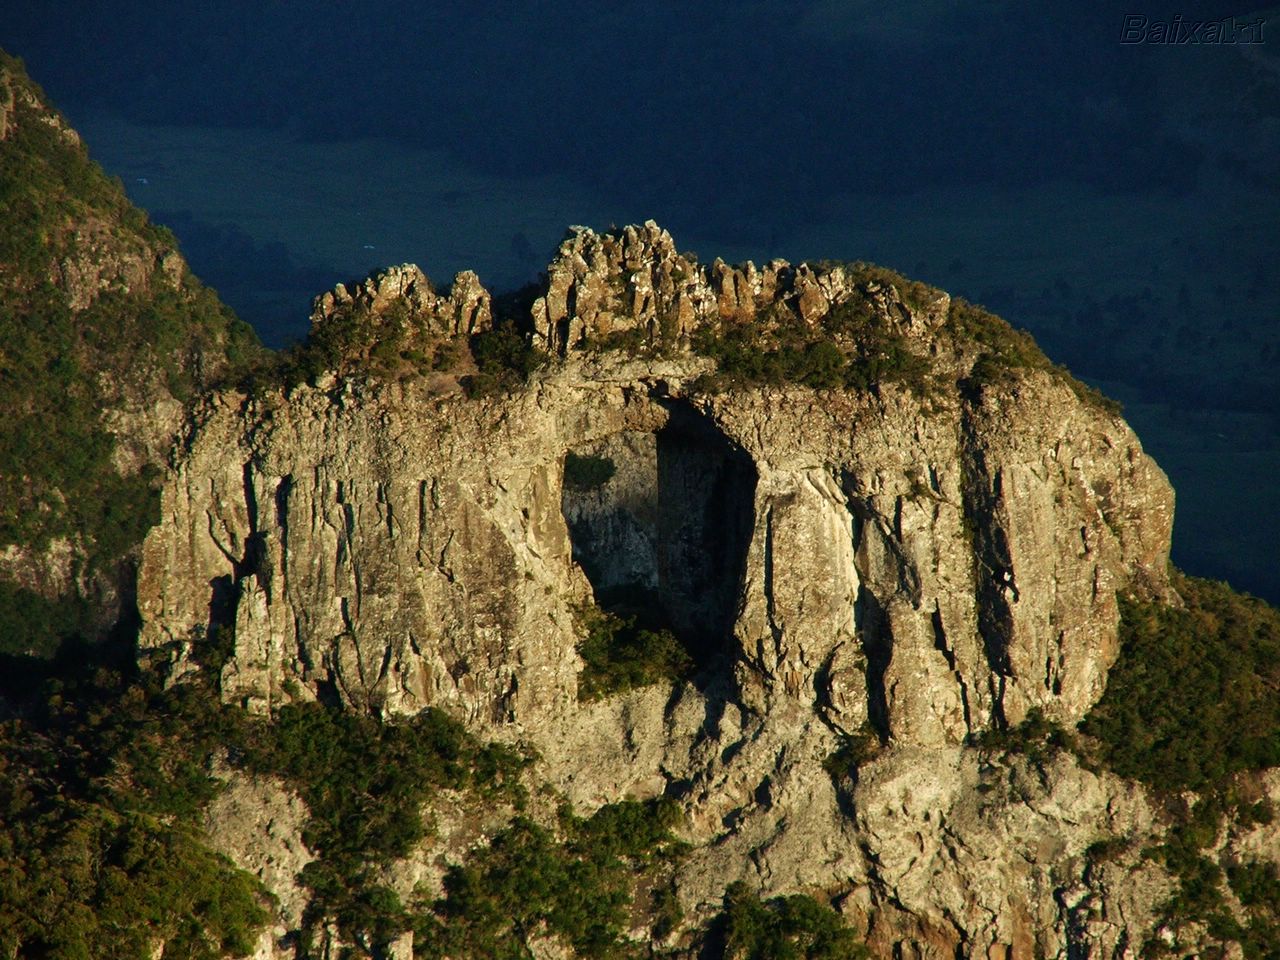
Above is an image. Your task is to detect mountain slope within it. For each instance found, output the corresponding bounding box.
[0,50,261,657]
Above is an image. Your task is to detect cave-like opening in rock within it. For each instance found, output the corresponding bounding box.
[561,404,756,666]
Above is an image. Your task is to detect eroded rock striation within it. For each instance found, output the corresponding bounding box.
[137,222,1210,957]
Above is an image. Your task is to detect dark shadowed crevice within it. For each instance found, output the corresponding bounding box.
[959,403,1016,703]
[560,401,756,668]
[207,574,238,637]
[856,585,893,743]
[931,602,972,733]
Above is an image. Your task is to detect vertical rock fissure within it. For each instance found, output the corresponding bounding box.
[763,504,784,651]
[959,403,1016,686]
[858,585,893,742]
[931,602,972,733]
[275,474,291,596]
[241,461,259,538]
[235,462,267,589]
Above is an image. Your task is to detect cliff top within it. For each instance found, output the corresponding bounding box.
[297,220,1118,416]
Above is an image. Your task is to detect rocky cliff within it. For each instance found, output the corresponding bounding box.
[4,51,1277,960]
[124,222,1261,959]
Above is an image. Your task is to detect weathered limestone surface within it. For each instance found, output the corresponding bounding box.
[139,224,1201,956]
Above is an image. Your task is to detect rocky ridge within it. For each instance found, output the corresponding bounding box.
[124,221,1248,958]
[530,221,914,353]
[310,262,493,341]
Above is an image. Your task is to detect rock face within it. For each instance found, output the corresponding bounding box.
[203,765,314,955]
[139,224,1173,737]
[136,224,1188,956]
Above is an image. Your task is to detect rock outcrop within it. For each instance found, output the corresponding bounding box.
[129,222,1204,956]
[529,221,891,354]
[139,224,1173,738]
[310,263,493,340]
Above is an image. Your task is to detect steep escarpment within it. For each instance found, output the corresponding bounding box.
[139,222,1173,741]
[125,222,1238,959]
[4,56,1277,960]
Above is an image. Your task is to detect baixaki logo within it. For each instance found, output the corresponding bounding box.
[1121,14,1266,44]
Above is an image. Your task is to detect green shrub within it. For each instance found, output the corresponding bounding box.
[717,882,869,960]
[947,298,1050,372]
[563,452,616,491]
[574,603,694,701]
[690,275,933,396]
[822,727,881,784]
[970,707,1074,769]
[1229,861,1280,911]
[1222,861,1280,960]
[464,325,547,397]
[831,261,941,315]
[277,296,478,388]
[592,326,652,355]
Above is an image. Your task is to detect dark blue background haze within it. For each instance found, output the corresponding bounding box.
[4,1,1278,599]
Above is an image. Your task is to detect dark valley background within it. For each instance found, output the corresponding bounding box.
[5,0,1278,600]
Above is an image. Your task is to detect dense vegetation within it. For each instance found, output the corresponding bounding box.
[1137,795,1280,960]
[234,701,529,956]
[1080,575,1280,795]
[1076,575,1280,957]
[690,289,933,395]
[574,602,694,701]
[0,655,271,959]
[715,882,869,960]
[0,640,702,959]
[418,799,687,958]
[278,297,440,386]
[464,324,548,396]
[0,53,259,656]
[959,574,1280,958]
